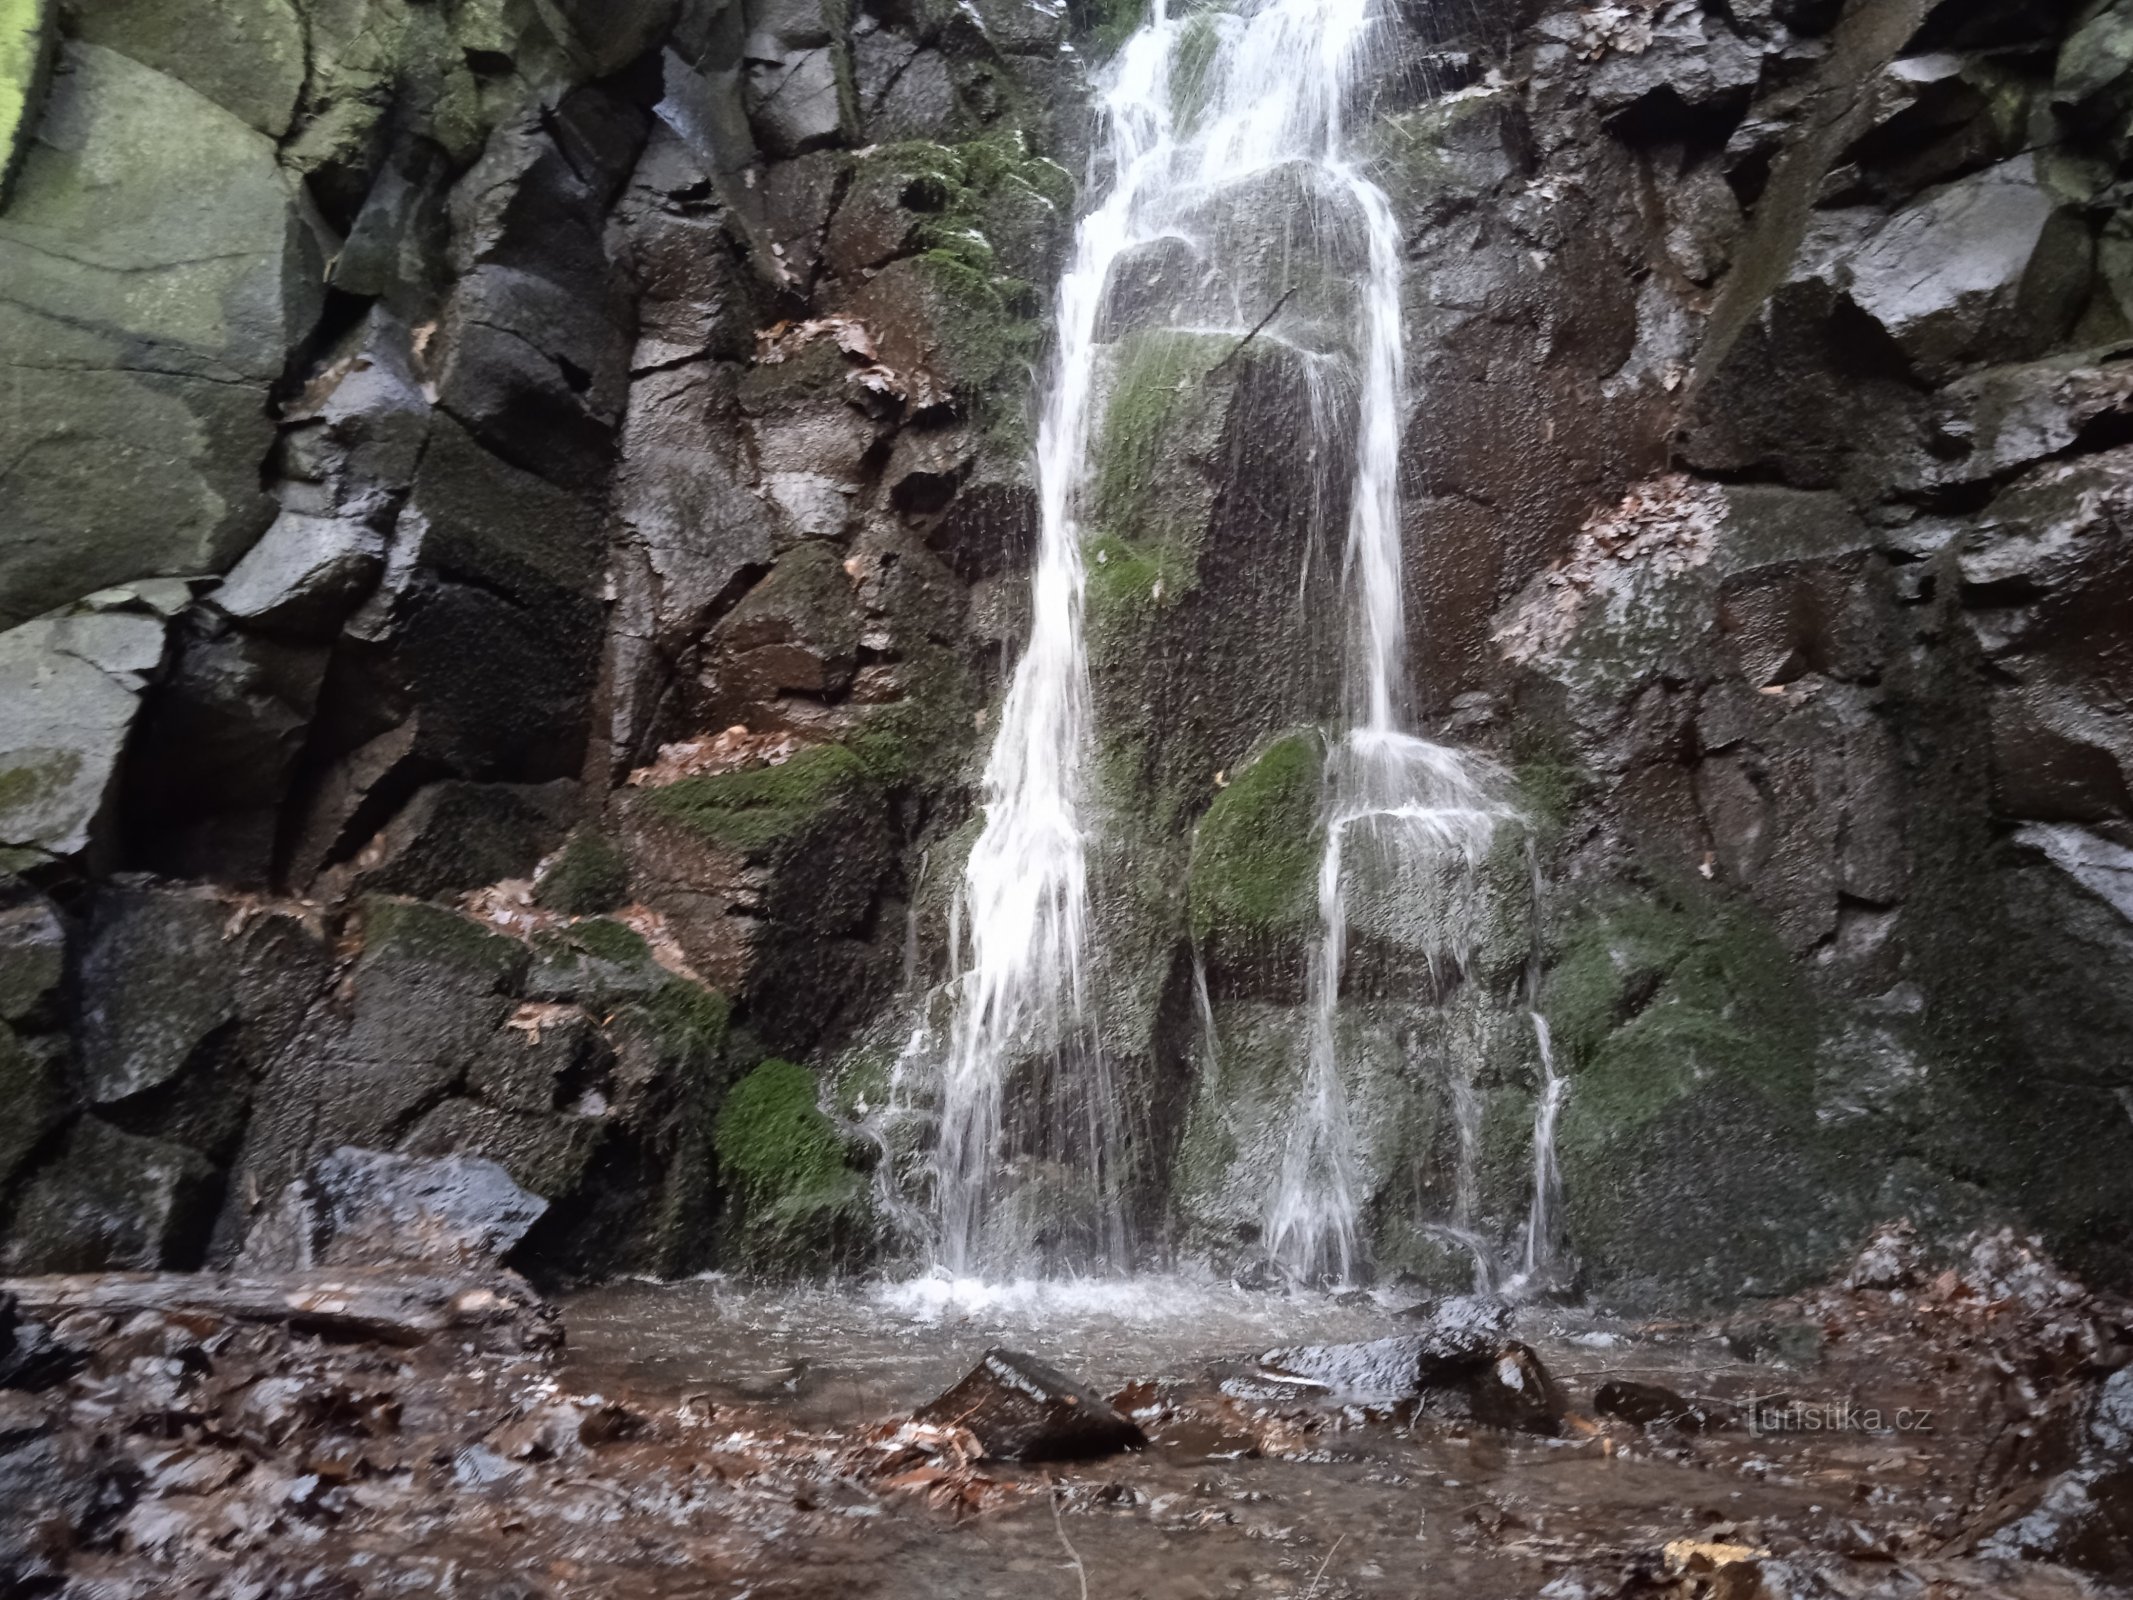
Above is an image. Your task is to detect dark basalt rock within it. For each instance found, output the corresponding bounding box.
[1243,1329,1567,1434]
[235,1147,548,1274]
[915,1347,1147,1461]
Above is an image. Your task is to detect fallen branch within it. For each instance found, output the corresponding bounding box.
[1206,287,1298,376]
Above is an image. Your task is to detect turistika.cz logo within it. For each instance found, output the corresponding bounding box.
[1742,1395,1936,1435]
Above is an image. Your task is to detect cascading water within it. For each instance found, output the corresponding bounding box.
[925,0,1519,1282]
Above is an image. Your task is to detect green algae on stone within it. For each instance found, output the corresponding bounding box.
[1188,732,1326,944]
[0,0,50,208]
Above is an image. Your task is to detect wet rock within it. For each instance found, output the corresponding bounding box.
[0,894,63,1025]
[288,417,605,873]
[228,900,530,1219]
[699,543,864,724]
[75,884,327,1115]
[236,1148,548,1273]
[1585,5,1764,136]
[213,513,389,642]
[1841,156,2093,377]
[0,1026,66,1200]
[2055,0,2133,147]
[863,47,958,144]
[1246,1329,1567,1433]
[915,1348,1147,1461]
[0,1119,219,1274]
[0,607,170,861]
[400,1099,606,1202]
[121,619,331,882]
[618,125,765,367]
[339,779,575,900]
[745,45,844,158]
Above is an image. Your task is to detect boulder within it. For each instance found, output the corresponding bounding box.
[1245,1329,1566,1433]
[915,1348,1146,1461]
[0,1119,218,1273]
[212,513,389,642]
[68,0,306,137]
[0,606,169,861]
[338,779,576,900]
[0,43,326,624]
[74,885,329,1113]
[234,1147,548,1273]
[0,894,63,1024]
[744,46,844,158]
[1843,156,2093,377]
[0,0,52,208]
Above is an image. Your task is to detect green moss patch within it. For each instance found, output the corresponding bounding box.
[714,1057,871,1271]
[1188,732,1326,944]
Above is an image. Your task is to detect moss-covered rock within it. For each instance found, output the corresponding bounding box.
[1187,731,1325,946]
[358,896,529,991]
[643,744,879,857]
[0,1116,217,1272]
[713,1056,871,1271]
[535,830,632,916]
[1544,880,1870,1307]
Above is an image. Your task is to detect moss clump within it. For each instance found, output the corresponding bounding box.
[715,1058,843,1200]
[535,830,630,915]
[714,1057,871,1271]
[1188,732,1326,944]
[644,744,876,856]
[1091,330,1225,541]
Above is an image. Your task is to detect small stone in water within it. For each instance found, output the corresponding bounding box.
[915,1347,1146,1463]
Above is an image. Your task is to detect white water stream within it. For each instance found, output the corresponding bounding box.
[927,0,1519,1282]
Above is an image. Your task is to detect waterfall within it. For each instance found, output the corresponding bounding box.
[1516,1012,1568,1288]
[1256,38,1514,1282]
[929,0,1515,1281]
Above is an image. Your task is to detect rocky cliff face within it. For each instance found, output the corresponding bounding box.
[0,0,2128,1308]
